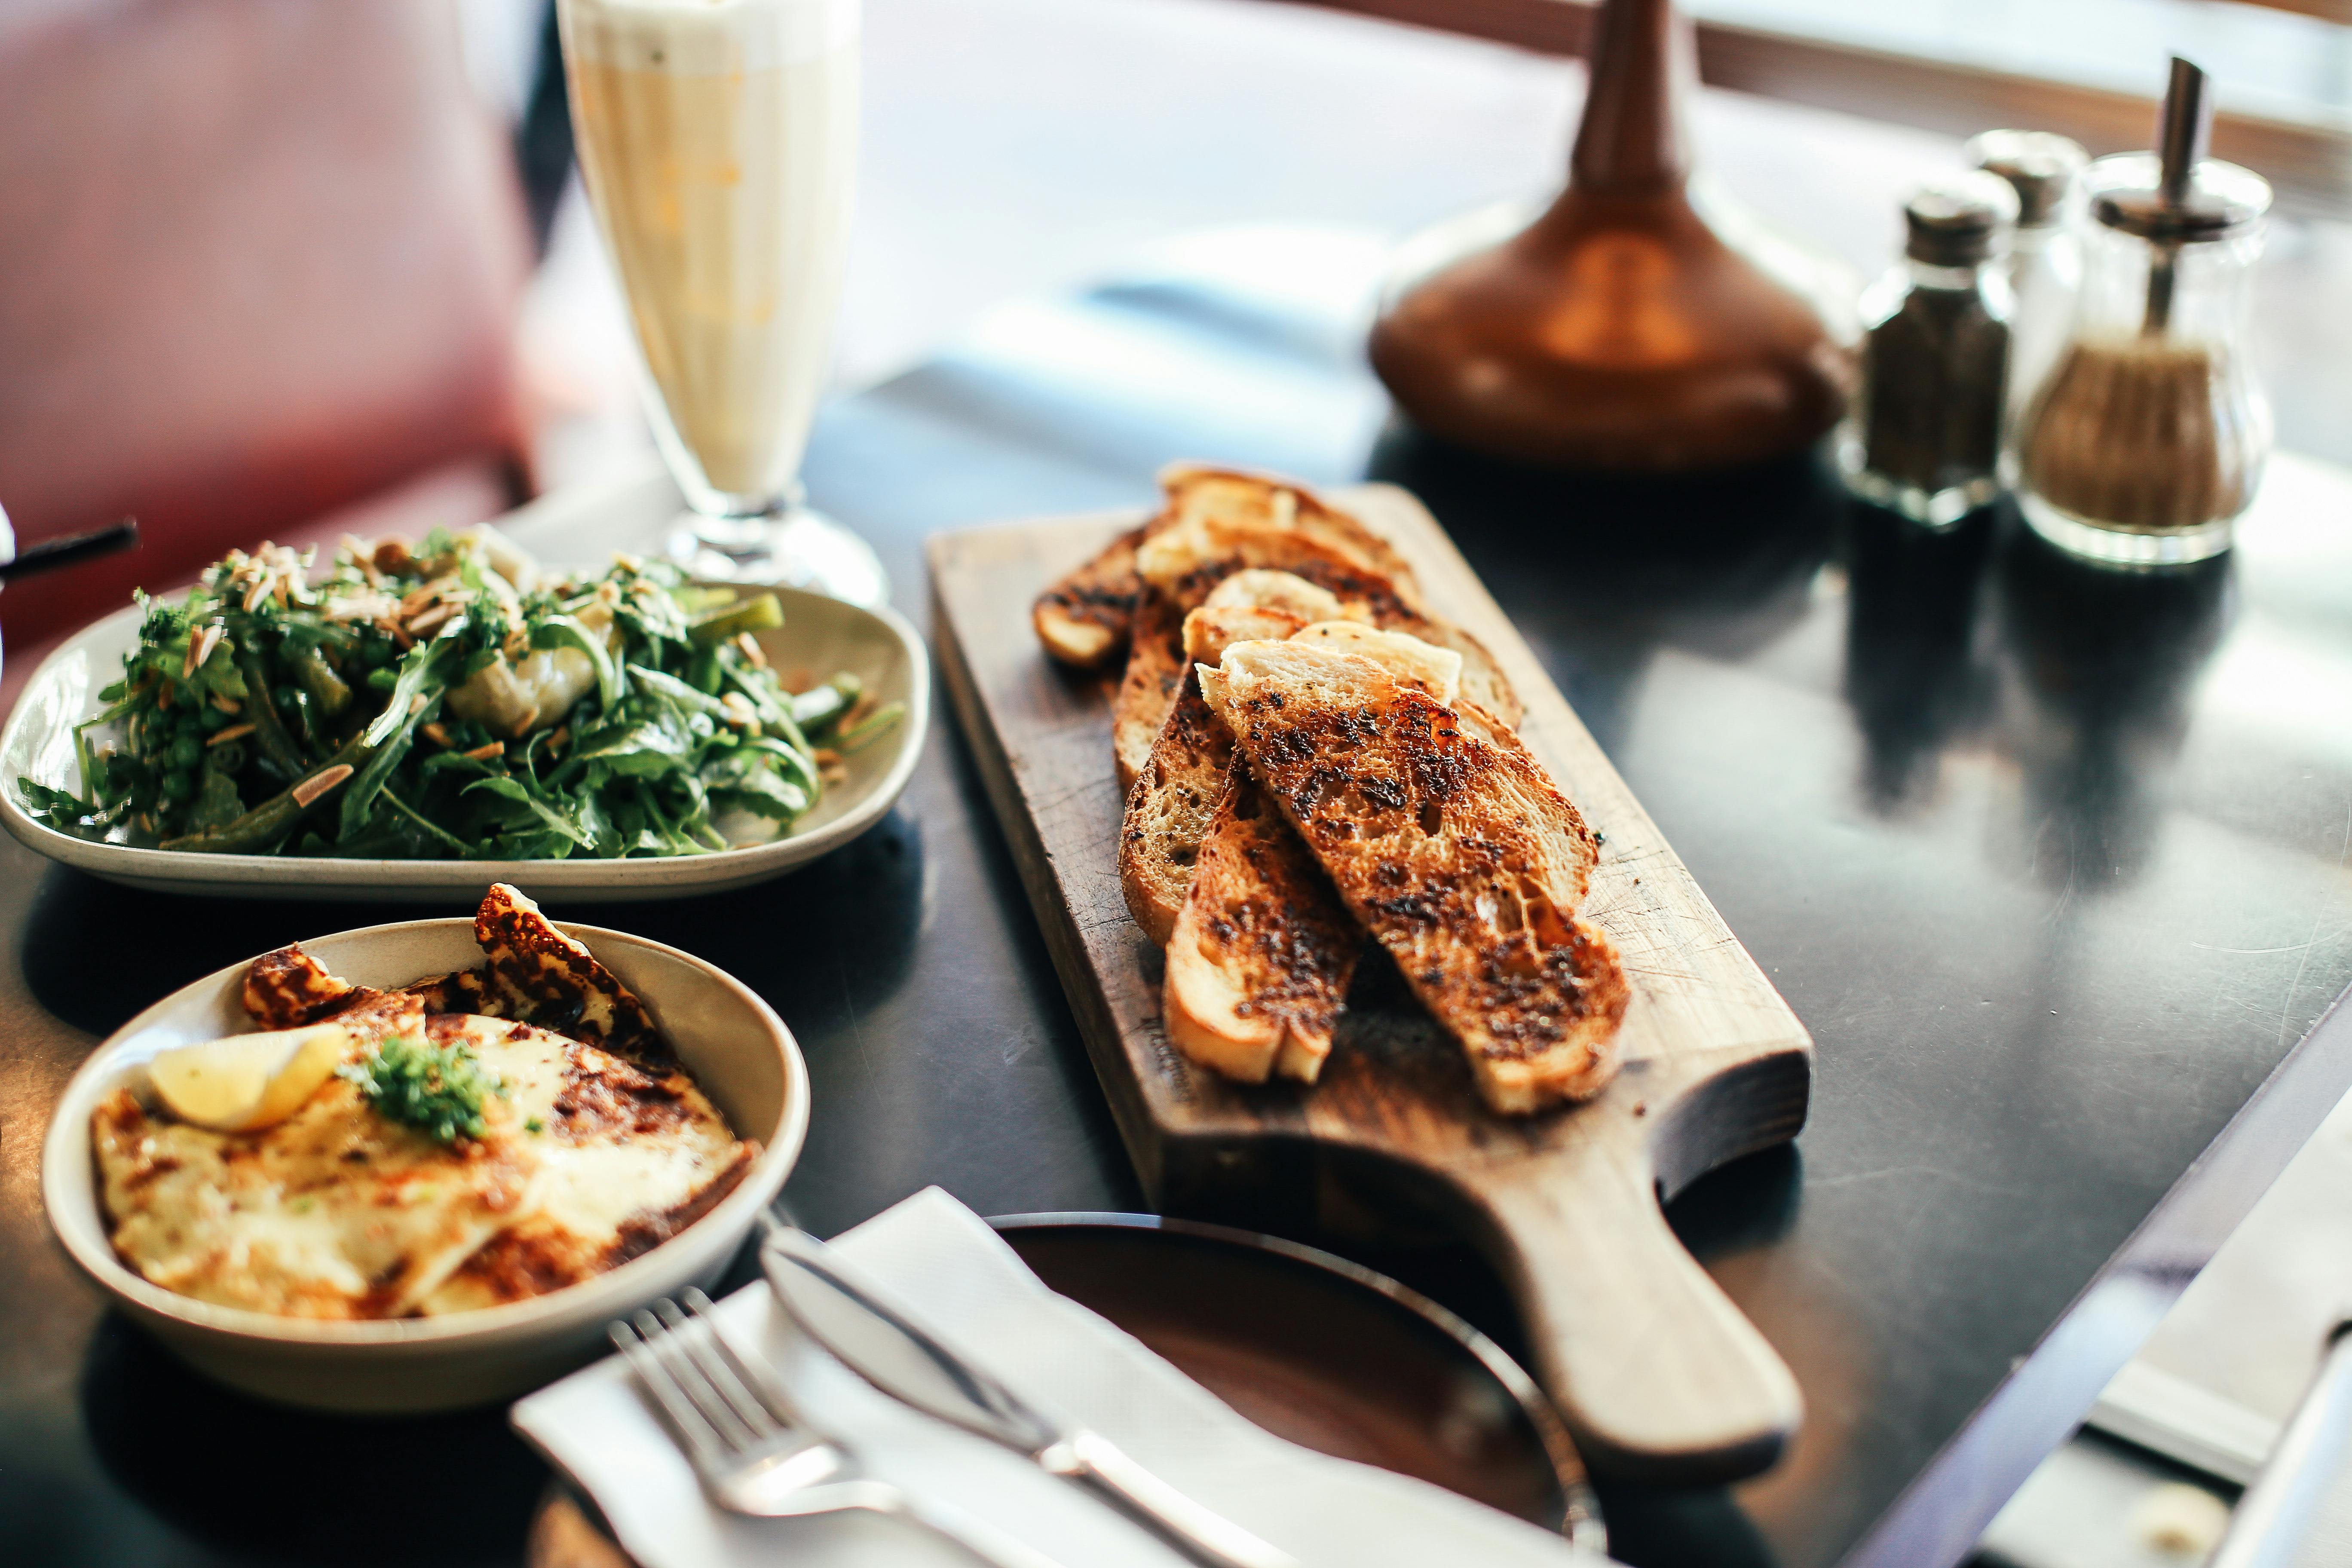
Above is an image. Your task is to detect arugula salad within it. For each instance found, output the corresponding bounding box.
[16,530,901,859]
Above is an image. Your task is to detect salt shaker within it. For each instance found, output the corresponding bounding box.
[1966,129,2087,427]
[2015,59,2272,566]
[1841,173,2018,527]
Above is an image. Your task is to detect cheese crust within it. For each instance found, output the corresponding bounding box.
[93,885,754,1319]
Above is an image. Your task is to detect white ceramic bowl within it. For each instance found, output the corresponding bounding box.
[42,917,809,1414]
[0,582,928,901]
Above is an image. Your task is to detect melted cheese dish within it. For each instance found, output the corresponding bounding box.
[92,886,755,1319]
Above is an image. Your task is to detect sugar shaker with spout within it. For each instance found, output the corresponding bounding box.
[2015,58,2272,566]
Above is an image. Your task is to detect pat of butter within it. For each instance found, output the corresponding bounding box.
[147,1023,351,1133]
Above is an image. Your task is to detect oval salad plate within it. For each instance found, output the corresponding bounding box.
[0,582,928,903]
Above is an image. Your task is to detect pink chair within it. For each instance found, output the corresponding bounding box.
[0,0,533,701]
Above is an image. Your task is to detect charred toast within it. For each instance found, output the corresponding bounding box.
[1159,624,1465,1085]
[1200,640,1625,1113]
[1162,766,1361,1083]
[1032,526,1146,669]
[1119,573,1349,944]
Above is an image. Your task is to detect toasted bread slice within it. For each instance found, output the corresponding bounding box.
[1155,624,1466,1083]
[1122,612,1456,947]
[1120,673,1234,947]
[1183,571,1350,662]
[1150,535,1519,729]
[1145,466,1422,603]
[1163,765,1362,1084]
[1033,527,1146,669]
[1202,641,1623,1113]
[1120,572,1342,944]
[1288,621,1462,699]
[1111,590,1187,792]
[1114,566,1361,803]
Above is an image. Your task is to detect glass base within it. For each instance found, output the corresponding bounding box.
[666,505,888,606]
[1839,450,2000,530]
[2019,493,2236,567]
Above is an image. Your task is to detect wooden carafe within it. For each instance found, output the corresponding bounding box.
[1369,0,1852,471]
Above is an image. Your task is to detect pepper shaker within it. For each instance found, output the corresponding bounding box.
[2015,58,2272,566]
[1841,173,2018,527]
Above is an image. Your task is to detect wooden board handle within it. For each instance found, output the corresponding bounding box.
[1480,1156,1803,1483]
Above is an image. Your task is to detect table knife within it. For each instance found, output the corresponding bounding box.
[759,1227,1297,1568]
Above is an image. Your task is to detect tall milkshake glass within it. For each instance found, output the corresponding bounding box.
[557,0,884,603]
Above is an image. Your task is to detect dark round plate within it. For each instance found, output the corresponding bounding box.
[991,1213,1605,1553]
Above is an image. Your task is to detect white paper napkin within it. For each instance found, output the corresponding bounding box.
[511,1187,1611,1568]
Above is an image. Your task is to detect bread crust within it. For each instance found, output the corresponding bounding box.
[1163,763,1360,1084]
[1033,527,1146,669]
[1205,643,1623,1113]
[1111,591,1188,793]
[1119,672,1234,947]
[1148,466,1424,602]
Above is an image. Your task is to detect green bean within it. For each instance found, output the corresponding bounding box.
[687,593,784,644]
[291,645,353,718]
[835,700,908,753]
[234,648,308,777]
[788,683,850,730]
[159,731,372,854]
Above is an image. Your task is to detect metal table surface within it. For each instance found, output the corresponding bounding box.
[4,245,2351,1568]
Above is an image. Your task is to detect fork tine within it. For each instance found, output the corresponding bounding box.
[654,1296,777,1441]
[638,1305,763,1452]
[609,1316,726,1461]
[682,1287,804,1429]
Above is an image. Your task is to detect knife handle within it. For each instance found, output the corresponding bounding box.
[1050,1428,1297,1568]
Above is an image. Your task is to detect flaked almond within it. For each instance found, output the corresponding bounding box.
[735,631,768,669]
[407,601,460,636]
[343,533,386,588]
[420,722,455,748]
[291,765,354,808]
[184,621,226,677]
[206,723,257,747]
[463,741,505,762]
[210,692,242,715]
[242,574,275,612]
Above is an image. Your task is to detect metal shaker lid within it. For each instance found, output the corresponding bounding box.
[2089,153,2271,242]
[1965,129,2088,227]
[1902,172,2018,266]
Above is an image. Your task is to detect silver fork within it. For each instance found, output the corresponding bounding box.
[610,1289,1072,1568]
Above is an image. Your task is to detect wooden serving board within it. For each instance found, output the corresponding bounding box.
[929,484,1812,1483]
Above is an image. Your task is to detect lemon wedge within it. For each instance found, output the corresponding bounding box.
[147,1023,352,1132]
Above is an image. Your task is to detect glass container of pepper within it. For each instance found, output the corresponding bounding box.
[1841,173,2018,528]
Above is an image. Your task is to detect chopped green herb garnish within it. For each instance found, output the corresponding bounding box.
[524,1117,544,1134]
[338,1035,502,1145]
